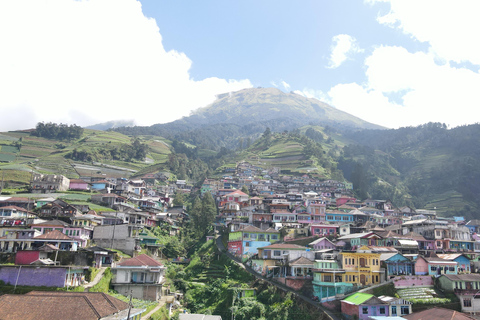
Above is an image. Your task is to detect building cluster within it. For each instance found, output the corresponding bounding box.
[0,171,186,315]
[1,161,480,319]
[205,162,480,316]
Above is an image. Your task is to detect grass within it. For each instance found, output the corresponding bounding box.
[86,267,101,282]
[148,306,170,320]
[89,267,112,293]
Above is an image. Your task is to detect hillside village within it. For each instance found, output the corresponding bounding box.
[0,160,480,319]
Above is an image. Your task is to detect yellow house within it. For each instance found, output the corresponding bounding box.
[341,246,383,286]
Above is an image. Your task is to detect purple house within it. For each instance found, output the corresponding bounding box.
[342,293,390,320]
[309,237,336,251]
[0,265,87,288]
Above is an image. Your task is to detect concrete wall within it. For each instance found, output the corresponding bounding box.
[93,224,136,255]
[0,266,66,287]
[94,238,136,256]
[113,283,161,301]
[392,275,433,288]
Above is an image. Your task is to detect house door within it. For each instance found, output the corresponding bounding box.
[467,282,473,290]
[132,273,137,283]
[360,258,366,267]
[392,306,397,316]
[360,274,366,285]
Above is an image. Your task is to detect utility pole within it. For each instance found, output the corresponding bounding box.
[126,291,133,320]
[111,211,118,249]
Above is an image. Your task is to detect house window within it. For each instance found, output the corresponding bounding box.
[401,306,410,315]
[449,267,455,272]
[362,307,368,315]
[245,242,250,247]
[376,275,379,283]
[431,266,437,271]
[273,250,281,256]
[271,235,278,240]
[380,307,386,315]
[251,233,257,239]
[324,275,332,282]
[464,299,472,307]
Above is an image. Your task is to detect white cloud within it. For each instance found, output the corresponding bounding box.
[317,1,480,129]
[373,0,480,66]
[281,81,291,91]
[327,34,364,69]
[294,89,331,104]
[0,0,252,131]
[328,45,480,128]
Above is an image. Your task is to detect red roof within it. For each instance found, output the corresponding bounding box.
[117,254,163,267]
[0,205,28,212]
[34,230,73,241]
[404,307,475,320]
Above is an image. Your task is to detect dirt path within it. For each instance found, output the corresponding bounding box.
[84,267,107,291]
[141,295,169,320]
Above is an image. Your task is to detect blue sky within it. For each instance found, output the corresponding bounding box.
[0,0,479,131]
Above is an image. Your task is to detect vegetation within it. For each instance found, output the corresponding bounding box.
[33,122,84,141]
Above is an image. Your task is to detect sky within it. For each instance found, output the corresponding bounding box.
[1,0,480,131]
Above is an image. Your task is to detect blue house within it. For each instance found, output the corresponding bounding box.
[381,252,414,278]
[448,240,474,252]
[437,254,472,274]
[325,211,354,223]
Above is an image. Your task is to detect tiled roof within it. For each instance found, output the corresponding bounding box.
[440,274,480,282]
[34,230,73,241]
[403,307,475,320]
[290,256,314,266]
[32,219,70,227]
[117,254,163,267]
[0,291,130,320]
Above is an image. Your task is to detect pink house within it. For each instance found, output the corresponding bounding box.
[414,256,429,275]
[311,224,339,236]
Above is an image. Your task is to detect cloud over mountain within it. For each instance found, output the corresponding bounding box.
[0,0,251,131]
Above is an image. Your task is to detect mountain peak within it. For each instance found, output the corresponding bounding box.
[189,87,383,130]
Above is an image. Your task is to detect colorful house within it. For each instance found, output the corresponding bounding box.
[0,265,87,288]
[415,255,458,276]
[227,225,280,261]
[341,293,390,320]
[341,246,383,286]
[437,254,471,274]
[313,259,354,300]
[381,252,414,277]
[310,224,339,237]
[325,211,354,223]
[309,237,336,251]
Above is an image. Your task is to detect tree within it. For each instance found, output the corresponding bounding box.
[172,192,185,207]
[201,192,217,235]
[241,185,249,195]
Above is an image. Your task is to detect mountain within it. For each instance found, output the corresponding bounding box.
[185,87,383,129]
[113,87,384,151]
